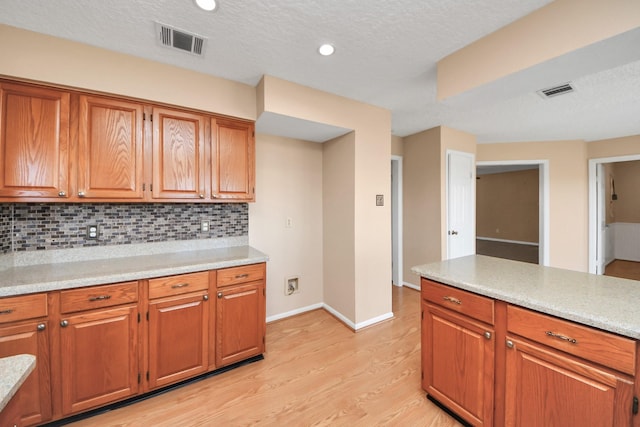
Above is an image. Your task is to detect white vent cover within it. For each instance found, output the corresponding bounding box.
[537,83,575,99]
[155,22,206,56]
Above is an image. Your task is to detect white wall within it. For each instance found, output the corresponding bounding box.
[249,134,324,321]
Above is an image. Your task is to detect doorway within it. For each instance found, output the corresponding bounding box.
[476,160,549,266]
[391,156,403,287]
[589,155,640,276]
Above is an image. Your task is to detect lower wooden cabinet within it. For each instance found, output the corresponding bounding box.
[421,278,638,427]
[147,272,210,389]
[216,264,266,367]
[0,263,266,425]
[504,336,634,427]
[58,281,140,416]
[0,320,52,426]
[59,304,139,415]
[422,299,495,426]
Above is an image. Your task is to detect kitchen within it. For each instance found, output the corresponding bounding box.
[1,0,640,426]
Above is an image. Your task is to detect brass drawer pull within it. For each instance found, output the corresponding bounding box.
[546,331,577,344]
[88,295,112,302]
[235,274,249,279]
[443,296,462,305]
[171,283,189,289]
[0,309,14,315]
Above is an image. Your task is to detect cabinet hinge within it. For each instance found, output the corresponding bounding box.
[421,371,424,380]
[150,184,153,192]
[138,373,141,384]
[263,336,265,344]
[142,183,146,192]
[143,112,146,121]
[146,371,150,381]
[146,312,149,321]
[633,396,638,415]
[138,313,141,323]
[421,311,424,320]
[263,288,265,296]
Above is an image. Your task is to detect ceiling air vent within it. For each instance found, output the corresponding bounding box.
[537,83,575,99]
[155,22,206,56]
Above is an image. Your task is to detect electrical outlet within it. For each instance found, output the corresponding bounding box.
[376,194,384,206]
[201,220,210,232]
[87,224,99,239]
[285,277,299,295]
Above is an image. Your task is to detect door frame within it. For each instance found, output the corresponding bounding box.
[476,160,550,266]
[588,154,640,274]
[391,155,403,287]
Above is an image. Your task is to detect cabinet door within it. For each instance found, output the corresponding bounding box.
[216,281,265,367]
[0,320,52,425]
[504,336,634,427]
[148,293,208,389]
[152,108,206,200]
[0,82,70,199]
[211,118,254,201]
[423,302,494,427]
[77,96,144,199]
[59,305,139,415]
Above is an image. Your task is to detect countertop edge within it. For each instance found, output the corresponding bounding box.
[0,246,269,297]
[0,354,36,412]
[411,260,640,341]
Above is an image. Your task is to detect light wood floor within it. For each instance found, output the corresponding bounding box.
[68,286,462,426]
[605,259,640,281]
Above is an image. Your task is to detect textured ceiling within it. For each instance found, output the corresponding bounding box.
[1,0,639,143]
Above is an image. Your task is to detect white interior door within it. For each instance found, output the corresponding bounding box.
[447,150,475,259]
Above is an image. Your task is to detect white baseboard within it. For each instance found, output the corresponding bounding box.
[322,303,356,330]
[266,303,323,323]
[355,311,394,330]
[403,281,420,291]
[476,236,539,246]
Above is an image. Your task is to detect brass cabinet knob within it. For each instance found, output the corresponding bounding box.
[37,323,46,331]
[60,320,69,327]
[58,191,66,197]
[203,295,209,301]
[78,191,86,198]
[217,292,223,299]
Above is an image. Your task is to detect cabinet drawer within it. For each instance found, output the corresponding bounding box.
[0,293,47,323]
[148,271,209,299]
[507,305,636,375]
[421,279,494,325]
[60,281,138,313]
[217,263,265,288]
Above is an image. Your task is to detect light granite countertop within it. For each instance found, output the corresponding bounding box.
[0,354,36,412]
[412,255,640,340]
[0,238,269,297]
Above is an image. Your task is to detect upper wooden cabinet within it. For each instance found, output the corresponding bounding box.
[0,82,70,199]
[212,119,255,201]
[152,108,207,200]
[77,95,145,199]
[0,80,255,203]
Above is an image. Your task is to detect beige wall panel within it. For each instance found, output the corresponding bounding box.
[0,24,256,120]
[402,128,442,287]
[323,133,356,320]
[438,0,640,100]
[260,75,392,325]
[611,161,640,223]
[249,134,324,318]
[391,135,404,157]
[587,135,640,159]
[477,169,539,242]
[477,140,588,272]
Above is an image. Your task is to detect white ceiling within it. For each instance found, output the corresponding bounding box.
[2,0,639,143]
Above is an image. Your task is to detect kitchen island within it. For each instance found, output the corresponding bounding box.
[412,255,640,427]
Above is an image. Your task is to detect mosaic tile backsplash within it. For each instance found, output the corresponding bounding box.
[0,203,248,254]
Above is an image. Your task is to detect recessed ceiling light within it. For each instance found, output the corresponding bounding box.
[318,44,335,56]
[195,0,217,11]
